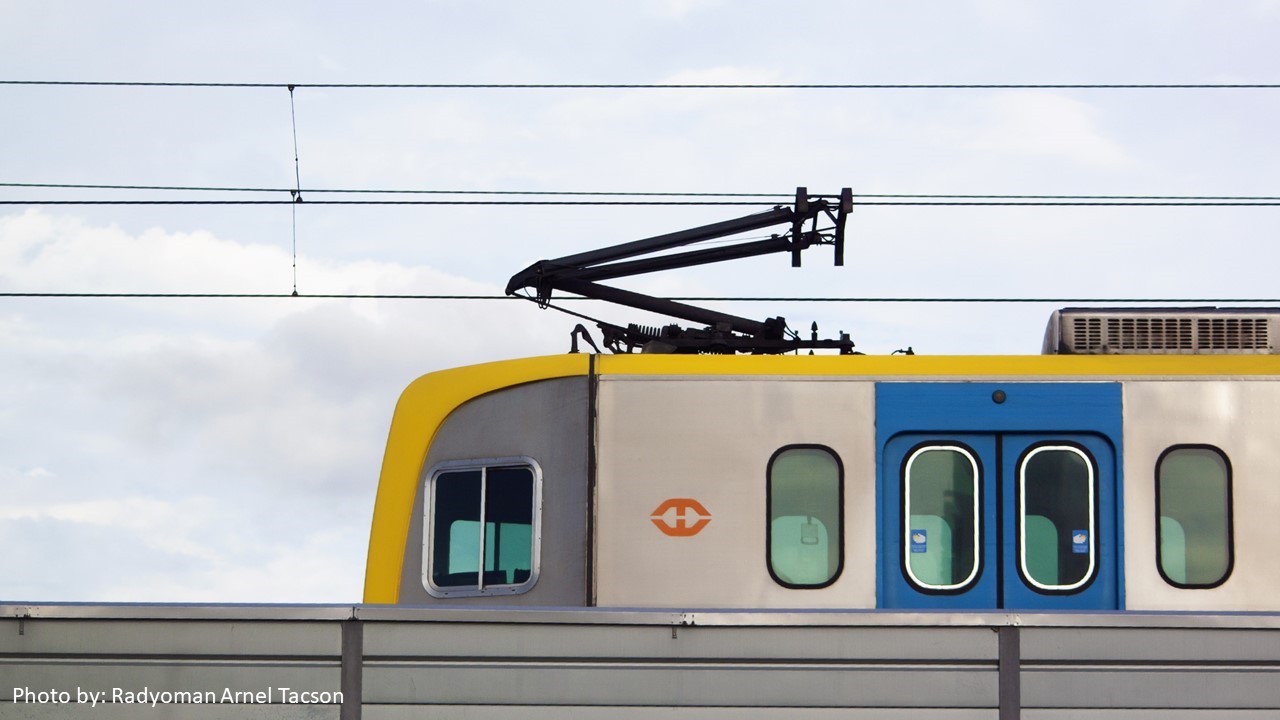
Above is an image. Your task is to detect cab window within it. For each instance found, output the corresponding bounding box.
[425,459,541,597]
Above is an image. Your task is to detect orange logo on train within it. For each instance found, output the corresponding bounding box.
[650,498,711,537]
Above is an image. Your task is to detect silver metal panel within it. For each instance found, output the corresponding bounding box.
[1021,667,1280,709]
[360,616,996,710]
[1,706,339,720]
[356,606,1280,629]
[4,619,340,656]
[1,659,339,700]
[362,662,994,707]
[397,377,589,606]
[7,605,1280,714]
[0,604,356,621]
[1020,624,1280,711]
[2,616,345,717]
[1024,707,1280,712]
[1022,627,1280,662]
[595,377,877,608]
[362,622,997,661]
[364,706,997,719]
[1122,382,1280,611]
[11,605,1280,629]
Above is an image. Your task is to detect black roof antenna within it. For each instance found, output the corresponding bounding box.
[506,187,855,354]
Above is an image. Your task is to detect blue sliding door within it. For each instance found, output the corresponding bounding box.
[877,383,1122,611]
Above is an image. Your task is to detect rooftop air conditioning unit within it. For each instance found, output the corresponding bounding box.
[1043,307,1280,355]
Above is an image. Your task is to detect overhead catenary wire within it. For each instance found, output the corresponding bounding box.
[4,85,1274,308]
[0,182,790,196]
[5,199,1280,206]
[2,292,1278,303]
[4,84,1276,301]
[4,183,1280,203]
[3,81,1280,89]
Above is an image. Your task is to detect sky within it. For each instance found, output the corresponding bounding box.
[2,1,1278,603]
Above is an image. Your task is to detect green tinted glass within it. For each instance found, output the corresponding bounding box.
[1020,447,1094,591]
[769,447,841,587]
[904,447,978,590]
[1158,447,1231,587]
[432,470,483,588]
[430,465,536,592]
[484,467,535,585]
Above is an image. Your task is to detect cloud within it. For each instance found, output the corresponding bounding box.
[1248,0,1280,17]
[653,0,728,19]
[0,498,366,602]
[0,209,289,293]
[0,210,573,601]
[965,92,1133,169]
[971,0,1043,30]
[0,497,222,561]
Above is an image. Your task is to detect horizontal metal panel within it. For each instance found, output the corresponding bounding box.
[11,607,1280,713]
[0,703,339,720]
[3,619,341,657]
[1022,627,1280,662]
[9,605,1280,630]
[356,607,1280,630]
[1022,667,1280,709]
[1024,707,1280,712]
[357,608,1021,627]
[364,705,997,720]
[1,659,340,698]
[0,604,356,621]
[363,662,995,707]
[363,623,997,661]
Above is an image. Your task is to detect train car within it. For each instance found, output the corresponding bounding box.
[363,307,1280,614]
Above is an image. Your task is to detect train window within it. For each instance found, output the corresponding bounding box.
[1157,445,1232,588]
[902,445,980,592]
[767,446,843,588]
[424,458,542,598]
[1019,445,1095,592]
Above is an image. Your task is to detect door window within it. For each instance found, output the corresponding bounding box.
[903,445,981,592]
[1018,445,1096,592]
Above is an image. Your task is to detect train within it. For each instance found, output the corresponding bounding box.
[363,306,1280,614]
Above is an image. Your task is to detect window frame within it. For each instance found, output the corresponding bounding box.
[1155,444,1234,590]
[900,442,984,594]
[766,444,845,590]
[422,456,543,599]
[1016,442,1098,594]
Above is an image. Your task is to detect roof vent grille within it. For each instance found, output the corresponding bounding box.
[1044,308,1279,354]
[1197,317,1269,351]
